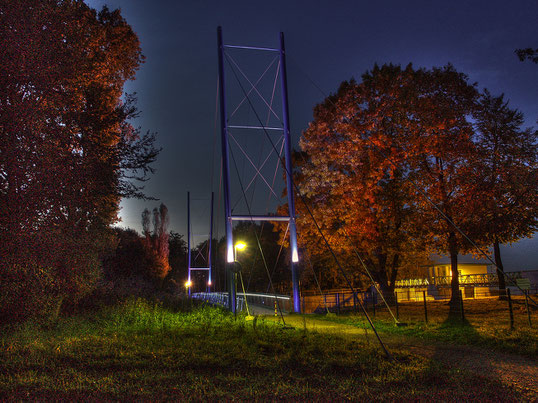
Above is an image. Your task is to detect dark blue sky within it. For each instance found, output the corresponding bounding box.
[87,0,537,270]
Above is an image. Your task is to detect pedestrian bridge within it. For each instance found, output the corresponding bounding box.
[192,291,293,315]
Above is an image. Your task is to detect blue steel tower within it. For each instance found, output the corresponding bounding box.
[217,27,301,313]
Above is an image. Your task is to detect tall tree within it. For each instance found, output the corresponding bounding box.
[141,204,171,281]
[0,0,158,321]
[471,90,538,295]
[407,65,478,309]
[295,64,479,311]
[168,231,187,285]
[296,65,430,296]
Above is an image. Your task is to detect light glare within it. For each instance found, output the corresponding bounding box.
[227,247,234,263]
[235,241,246,251]
[292,248,299,263]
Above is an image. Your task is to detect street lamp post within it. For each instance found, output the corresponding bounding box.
[230,242,246,315]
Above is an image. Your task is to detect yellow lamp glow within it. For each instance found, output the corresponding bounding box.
[235,241,246,251]
[185,280,192,288]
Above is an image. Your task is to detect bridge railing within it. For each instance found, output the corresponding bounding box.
[192,292,292,313]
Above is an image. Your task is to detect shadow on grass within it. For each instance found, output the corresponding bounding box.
[423,316,537,400]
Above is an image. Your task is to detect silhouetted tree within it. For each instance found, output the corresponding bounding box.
[102,228,147,280]
[167,231,187,286]
[516,48,538,64]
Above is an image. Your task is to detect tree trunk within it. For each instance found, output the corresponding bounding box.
[493,238,507,298]
[384,254,400,304]
[448,231,461,315]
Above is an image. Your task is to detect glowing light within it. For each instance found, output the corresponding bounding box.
[207,280,212,286]
[185,280,192,288]
[292,247,299,263]
[227,247,234,263]
[235,241,246,251]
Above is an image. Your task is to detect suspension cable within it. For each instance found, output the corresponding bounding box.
[303,251,330,314]
[294,151,399,323]
[224,50,391,358]
[265,222,289,294]
[238,271,251,317]
[229,142,287,324]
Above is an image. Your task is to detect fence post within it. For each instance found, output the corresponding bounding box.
[459,290,465,323]
[336,293,340,314]
[302,295,305,314]
[423,291,428,324]
[507,288,514,330]
[525,290,532,328]
[394,292,399,321]
[353,292,357,313]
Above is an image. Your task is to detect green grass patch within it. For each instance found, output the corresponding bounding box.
[314,306,538,357]
[0,298,524,400]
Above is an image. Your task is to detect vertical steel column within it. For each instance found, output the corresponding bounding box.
[187,191,191,297]
[208,192,214,292]
[217,26,236,313]
[279,32,301,313]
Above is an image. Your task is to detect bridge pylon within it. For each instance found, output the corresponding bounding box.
[186,191,214,296]
[217,27,301,313]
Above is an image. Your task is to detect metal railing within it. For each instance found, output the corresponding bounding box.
[192,292,292,313]
[395,272,524,288]
[395,278,430,287]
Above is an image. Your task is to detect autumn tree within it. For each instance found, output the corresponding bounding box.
[0,1,158,321]
[405,66,479,309]
[295,64,482,311]
[470,90,538,295]
[296,65,430,296]
[142,204,171,281]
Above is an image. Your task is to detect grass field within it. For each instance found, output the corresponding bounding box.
[317,296,538,357]
[1,297,535,400]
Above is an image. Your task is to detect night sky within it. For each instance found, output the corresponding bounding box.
[86,0,538,271]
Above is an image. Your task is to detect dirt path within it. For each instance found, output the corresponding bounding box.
[397,339,538,399]
[268,315,538,400]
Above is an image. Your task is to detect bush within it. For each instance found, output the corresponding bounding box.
[0,231,101,324]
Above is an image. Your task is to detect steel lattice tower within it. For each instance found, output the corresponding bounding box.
[217,27,301,313]
[186,191,214,295]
